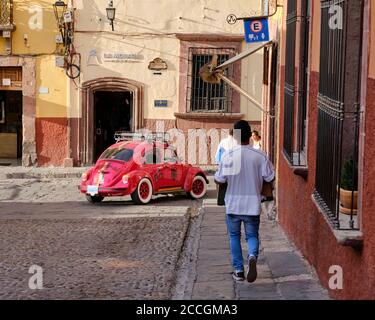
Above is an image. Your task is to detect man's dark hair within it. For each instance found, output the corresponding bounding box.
[234,120,252,143]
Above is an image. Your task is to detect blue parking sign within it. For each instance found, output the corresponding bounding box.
[244,18,270,43]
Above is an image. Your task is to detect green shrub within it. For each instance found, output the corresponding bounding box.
[340,158,358,191]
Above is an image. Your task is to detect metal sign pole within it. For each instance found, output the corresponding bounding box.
[199,40,274,117]
[217,73,275,118]
[214,41,273,71]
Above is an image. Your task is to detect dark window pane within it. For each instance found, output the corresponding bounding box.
[100,148,134,162]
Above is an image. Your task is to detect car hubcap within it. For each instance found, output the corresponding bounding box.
[140,182,150,200]
[192,179,204,195]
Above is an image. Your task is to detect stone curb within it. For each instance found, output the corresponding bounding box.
[0,172,86,180]
[0,168,216,180]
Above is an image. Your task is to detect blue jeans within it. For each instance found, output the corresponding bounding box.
[226,214,260,272]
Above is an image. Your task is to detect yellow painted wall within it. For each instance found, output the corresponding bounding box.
[240,42,263,121]
[71,0,265,121]
[36,55,68,117]
[1,0,268,121]
[0,0,68,118]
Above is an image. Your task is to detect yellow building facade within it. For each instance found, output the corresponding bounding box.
[0,0,68,166]
[0,0,269,166]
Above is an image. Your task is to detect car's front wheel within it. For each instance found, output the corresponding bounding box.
[86,194,104,203]
[188,175,207,199]
[131,178,153,205]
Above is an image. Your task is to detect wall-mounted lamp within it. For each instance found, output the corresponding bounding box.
[106,0,116,31]
[53,0,68,29]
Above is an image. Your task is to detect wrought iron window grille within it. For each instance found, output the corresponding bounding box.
[283,0,310,168]
[186,47,236,113]
[314,0,363,231]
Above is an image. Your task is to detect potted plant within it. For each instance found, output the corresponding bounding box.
[339,158,358,215]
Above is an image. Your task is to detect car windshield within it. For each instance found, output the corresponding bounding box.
[99,147,134,162]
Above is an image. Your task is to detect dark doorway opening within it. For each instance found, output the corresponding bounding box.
[0,90,23,165]
[93,91,133,161]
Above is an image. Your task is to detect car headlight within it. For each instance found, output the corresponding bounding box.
[81,172,88,182]
[122,175,129,185]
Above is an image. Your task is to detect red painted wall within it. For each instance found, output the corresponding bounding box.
[36,118,68,166]
[277,64,375,298]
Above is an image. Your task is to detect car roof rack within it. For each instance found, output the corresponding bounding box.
[114,131,171,144]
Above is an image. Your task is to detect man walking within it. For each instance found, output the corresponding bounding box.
[214,120,275,282]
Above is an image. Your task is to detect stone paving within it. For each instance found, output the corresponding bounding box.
[189,199,330,300]
[0,172,331,300]
[0,177,199,300]
[0,166,87,180]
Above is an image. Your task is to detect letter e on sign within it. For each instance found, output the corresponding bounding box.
[250,20,263,33]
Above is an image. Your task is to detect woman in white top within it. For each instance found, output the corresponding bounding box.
[215,129,237,164]
[252,131,262,150]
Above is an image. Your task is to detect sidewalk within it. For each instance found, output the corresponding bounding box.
[0,166,88,179]
[191,199,330,300]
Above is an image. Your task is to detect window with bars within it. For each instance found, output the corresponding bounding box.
[283,0,297,164]
[313,0,363,230]
[283,0,311,167]
[187,48,235,113]
[297,0,310,161]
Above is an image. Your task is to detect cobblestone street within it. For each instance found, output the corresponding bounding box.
[0,174,330,300]
[0,177,199,299]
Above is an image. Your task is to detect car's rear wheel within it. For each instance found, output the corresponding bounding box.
[86,194,104,203]
[131,178,153,205]
[188,175,207,199]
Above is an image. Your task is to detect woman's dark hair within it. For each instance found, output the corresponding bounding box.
[252,130,261,138]
[234,120,252,143]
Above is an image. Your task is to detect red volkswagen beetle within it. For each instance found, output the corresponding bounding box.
[79,134,209,204]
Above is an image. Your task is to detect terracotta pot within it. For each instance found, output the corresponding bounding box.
[339,188,358,215]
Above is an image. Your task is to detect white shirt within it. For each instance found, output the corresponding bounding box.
[253,140,262,150]
[215,136,238,164]
[214,145,275,216]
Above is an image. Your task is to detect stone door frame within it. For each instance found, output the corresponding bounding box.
[80,77,144,164]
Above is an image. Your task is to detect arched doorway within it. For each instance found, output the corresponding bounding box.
[80,77,144,164]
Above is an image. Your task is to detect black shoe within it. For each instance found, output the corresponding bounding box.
[246,256,257,283]
[232,271,245,281]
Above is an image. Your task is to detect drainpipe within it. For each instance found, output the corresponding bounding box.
[64,0,74,167]
[263,0,270,16]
